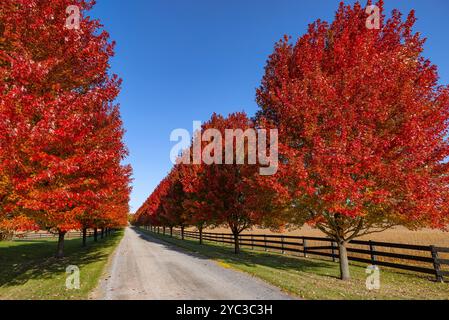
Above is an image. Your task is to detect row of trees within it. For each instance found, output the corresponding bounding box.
[134,1,449,280]
[0,1,131,257]
[134,112,285,253]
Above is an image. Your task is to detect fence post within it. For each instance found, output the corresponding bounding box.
[369,240,377,265]
[251,235,254,250]
[430,245,444,283]
[331,241,337,262]
[264,235,267,252]
[281,236,285,254]
[303,238,308,257]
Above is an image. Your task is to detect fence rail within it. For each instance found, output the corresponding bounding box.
[143,225,449,283]
[13,230,98,240]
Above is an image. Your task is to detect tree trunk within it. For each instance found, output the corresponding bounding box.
[199,226,203,245]
[181,226,185,240]
[163,226,166,235]
[170,227,173,237]
[94,228,98,242]
[82,228,87,247]
[338,241,350,280]
[56,231,66,258]
[232,231,240,254]
[101,228,104,239]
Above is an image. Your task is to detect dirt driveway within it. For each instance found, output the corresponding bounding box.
[94,227,292,300]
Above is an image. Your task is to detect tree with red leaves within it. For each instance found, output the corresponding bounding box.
[0,0,130,257]
[193,113,283,253]
[135,112,284,252]
[158,167,191,240]
[256,1,449,279]
[0,215,39,241]
[134,176,171,229]
[178,162,212,244]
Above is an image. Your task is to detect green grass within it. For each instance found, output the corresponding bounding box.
[139,228,449,300]
[0,230,123,300]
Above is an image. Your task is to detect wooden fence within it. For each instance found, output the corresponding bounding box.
[143,225,449,283]
[13,230,99,240]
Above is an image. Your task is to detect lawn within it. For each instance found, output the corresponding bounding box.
[0,230,123,300]
[139,228,449,300]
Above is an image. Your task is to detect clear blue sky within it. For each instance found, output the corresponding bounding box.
[90,0,449,212]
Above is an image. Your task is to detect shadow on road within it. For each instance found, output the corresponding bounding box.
[133,226,213,261]
[132,226,334,279]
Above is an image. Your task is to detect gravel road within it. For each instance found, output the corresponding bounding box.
[94,227,292,300]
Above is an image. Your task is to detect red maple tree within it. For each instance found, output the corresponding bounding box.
[0,0,131,257]
[187,112,283,253]
[256,1,449,279]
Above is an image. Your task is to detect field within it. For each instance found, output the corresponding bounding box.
[186,225,449,271]
[203,225,449,247]
[143,228,449,300]
[0,230,123,300]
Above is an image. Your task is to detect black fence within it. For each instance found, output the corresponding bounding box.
[143,225,449,283]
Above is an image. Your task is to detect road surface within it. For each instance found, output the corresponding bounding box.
[94,227,292,300]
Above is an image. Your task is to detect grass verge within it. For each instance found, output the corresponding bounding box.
[0,230,123,300]
[139,228,449,300]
